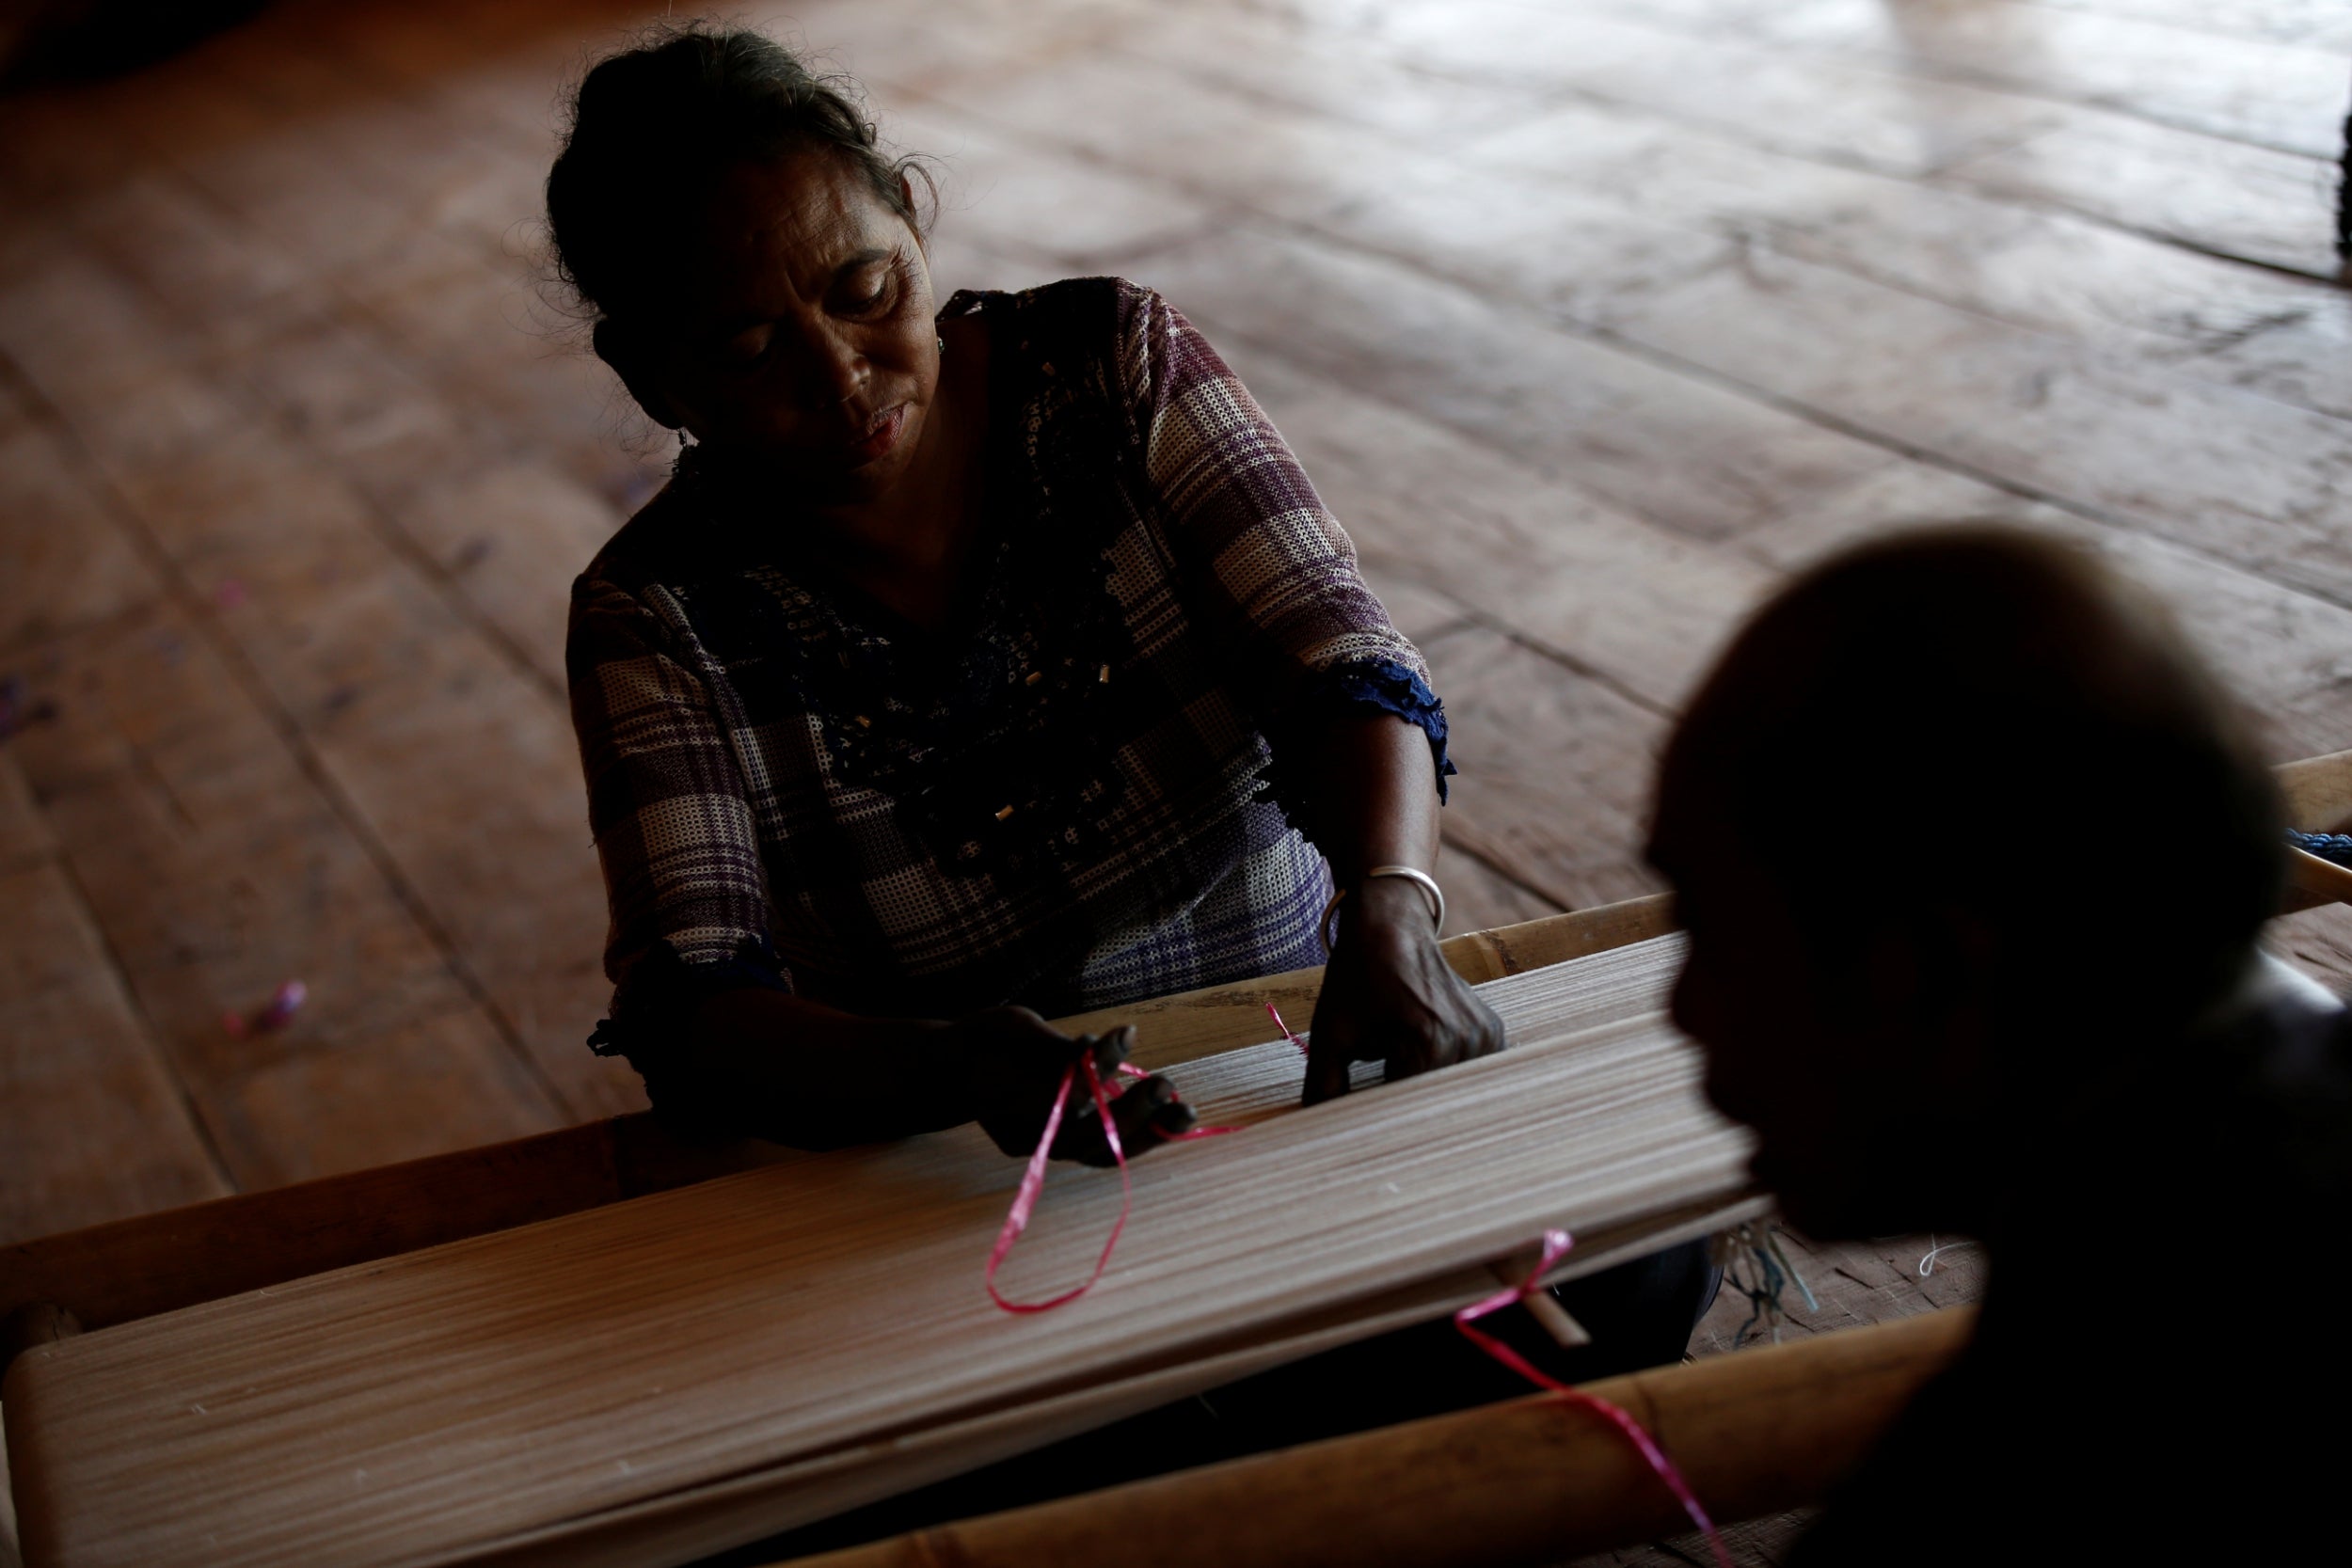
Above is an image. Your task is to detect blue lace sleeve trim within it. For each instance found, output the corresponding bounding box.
[585,937,793,1067]
[1258,657,1456,833]
[2290,830,2352,869]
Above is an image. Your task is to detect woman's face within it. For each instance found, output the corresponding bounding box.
[623,150,941,506]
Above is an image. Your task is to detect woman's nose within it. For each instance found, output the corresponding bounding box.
[800,324,867,407]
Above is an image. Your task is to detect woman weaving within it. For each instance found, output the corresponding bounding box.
[553,29,1502,1165]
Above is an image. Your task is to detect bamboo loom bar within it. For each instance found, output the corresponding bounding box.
[7,934,1767,1568]
[777,1307,1978,1568]
[0,895,1678,1348]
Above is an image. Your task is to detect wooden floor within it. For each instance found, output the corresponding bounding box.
[0,0,2347,1539]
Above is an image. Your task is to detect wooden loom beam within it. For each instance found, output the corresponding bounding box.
[775,1307,1977,1568]
[0,895,1677,1358]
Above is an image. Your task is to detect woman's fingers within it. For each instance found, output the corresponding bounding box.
[1302,1033,1355,1105]
[1089,1025,1136,1080]
[1110,1072,1193,1151]
[1053,1069,1190,1166]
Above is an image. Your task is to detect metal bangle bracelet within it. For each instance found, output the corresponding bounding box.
[1319,864,1446,952]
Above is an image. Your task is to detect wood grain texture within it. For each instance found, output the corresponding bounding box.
[1235,353,1779,713]
[1602,245,2352,609]
[1739,462,2352,766]
[1371,1,2065,178]
[5,937,1762,1568]
[1747,0,2351,156]
[1422,629,1669,914]
[1937,105,2344,278]
[1454,98,2350,422]
[0,596,565,1189]
[1146,228,1893,545]
[0,861,225,1247]
[783,1307,1975,1568]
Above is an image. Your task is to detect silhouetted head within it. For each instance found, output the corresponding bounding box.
[546,26,940,504]
[1648,527,2281,1241]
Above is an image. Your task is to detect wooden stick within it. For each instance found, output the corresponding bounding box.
[771,1308,1977,1568]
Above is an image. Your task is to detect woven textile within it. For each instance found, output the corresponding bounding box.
[567,278,1450,1060]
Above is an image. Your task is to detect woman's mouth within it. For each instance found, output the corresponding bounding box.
[845,404,908,467]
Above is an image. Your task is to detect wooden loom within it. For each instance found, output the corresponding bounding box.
[4,746,2347,1568]
[5,898,1771,1568]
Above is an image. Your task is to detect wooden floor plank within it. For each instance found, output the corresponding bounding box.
[1454,99,2352,420]
[1145,227,1893,544]
[1437,848,1565,936]
[1419,627,1669,913]
[1231,351,1781,712]
[0,859,227,1246]
[1745,0,2352,156]
[939,31,2351,432]
[1,594,573,1185]
[0,753,56,875]
[1371,0,2068,178]
[875,102,1231,274]
[92,421,637,1119]
[0,241,637,1124]
[0,420,158,659]
[1599,245,2352,610]
[1111,3,1563,145]
[1997,0,2352,50]
[1742,461,2352,766]
[1936,105,2345,278]
[209,1004,574,1192]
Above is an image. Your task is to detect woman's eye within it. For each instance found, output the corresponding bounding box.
[718,327,771,369]
[839,265,897,315]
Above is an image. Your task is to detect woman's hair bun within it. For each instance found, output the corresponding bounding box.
[547,25,930,323]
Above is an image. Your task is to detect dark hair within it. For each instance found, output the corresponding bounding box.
[546,24,932,325]
[1656,525,2282,1033]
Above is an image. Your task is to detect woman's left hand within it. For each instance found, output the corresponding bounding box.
[1303,878,1507,1104]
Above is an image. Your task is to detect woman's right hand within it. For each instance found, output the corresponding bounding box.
[951,1008,1197,1165]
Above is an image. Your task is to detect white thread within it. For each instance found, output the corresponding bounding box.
[1917,1234,1975,1278]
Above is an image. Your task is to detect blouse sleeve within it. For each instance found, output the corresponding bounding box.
[1116,282,1455,808]
[565,572,792,1075]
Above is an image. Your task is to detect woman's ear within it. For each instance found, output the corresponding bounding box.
[900,172,927,258]
[593,317,688,432]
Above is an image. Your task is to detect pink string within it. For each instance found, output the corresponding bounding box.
[1266,1002,1310,1055]
[1117,1063,1243,1140]
[1455,1229,1734,1568]
[986,1055,1132,1314]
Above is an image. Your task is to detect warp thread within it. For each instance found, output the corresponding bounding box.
[1456,1229,1733,1568]
[1710,1222,1818,1346]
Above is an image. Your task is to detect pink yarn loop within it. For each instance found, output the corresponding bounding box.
[985,1055,1133,1314]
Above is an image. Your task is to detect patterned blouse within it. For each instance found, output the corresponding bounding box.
[568,278,1451,1082]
